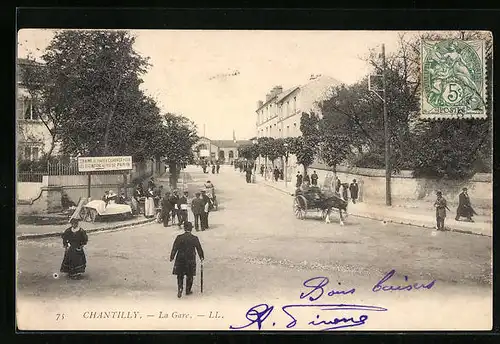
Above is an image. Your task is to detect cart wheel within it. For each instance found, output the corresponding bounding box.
[293,195,307,220]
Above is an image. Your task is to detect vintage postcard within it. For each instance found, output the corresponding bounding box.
[16,29,492,331]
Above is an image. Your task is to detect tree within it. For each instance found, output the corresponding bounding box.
[292,112,320,173]
[21,30,161,160]
[151,113,199,188]
[238,144,259,169]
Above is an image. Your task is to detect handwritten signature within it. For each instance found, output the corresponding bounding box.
[230,270,436,331]
[229,303,387,331]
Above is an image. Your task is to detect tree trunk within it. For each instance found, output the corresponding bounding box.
[169,162,178,189]
[155,156,161,176]
[102,74,124,155]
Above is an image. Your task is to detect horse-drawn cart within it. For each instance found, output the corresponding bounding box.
[293,187,348,224]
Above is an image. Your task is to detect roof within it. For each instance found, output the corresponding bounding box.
[211,140,251,148]
[296,75,343,112]
[275,87,300,104]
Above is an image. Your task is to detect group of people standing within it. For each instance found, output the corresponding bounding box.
[200,159,220,174]
[295,171,359,204]
[131,178,161,218]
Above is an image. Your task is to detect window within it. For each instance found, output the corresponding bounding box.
[286,125,290,136]
[20,97,39,121]
[22,144,40,161]
[293,123,297,134]
[293,96,297,114]
[286,101,290,117]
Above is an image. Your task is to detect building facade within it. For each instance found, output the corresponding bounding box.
[16,58,60,161]
[193,137,251,164]
[254,74,342,177]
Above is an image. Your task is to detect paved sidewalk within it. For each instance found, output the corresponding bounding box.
[245,171,492,237]
[17,216,157,240]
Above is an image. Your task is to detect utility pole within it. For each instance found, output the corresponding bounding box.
[369,44,391,206]
[382,44,392,206]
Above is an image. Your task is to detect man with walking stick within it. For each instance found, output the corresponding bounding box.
[170,221,205,298]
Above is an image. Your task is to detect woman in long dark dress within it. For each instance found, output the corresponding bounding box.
[60,218,89,279]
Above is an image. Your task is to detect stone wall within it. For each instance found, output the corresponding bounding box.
[308,163,492,212]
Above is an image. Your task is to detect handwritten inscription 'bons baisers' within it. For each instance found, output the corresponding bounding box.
[229,270,436,331]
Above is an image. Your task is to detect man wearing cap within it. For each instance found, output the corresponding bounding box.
[191,192,204,231]
[200,190,211,230]
[169,190,180,226]
[177,191,189,228]
[170,221,205,298]
[434,191,450,231]
[455,187,477,222]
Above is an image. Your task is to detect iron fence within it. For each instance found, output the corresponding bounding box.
[18,172,44,183]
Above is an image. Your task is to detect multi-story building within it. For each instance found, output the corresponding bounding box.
[16,58,60,161]
[255,74,342,177]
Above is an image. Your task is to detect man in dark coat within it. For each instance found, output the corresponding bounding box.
[216,162,220,174]
[296,172,303,188]
[200,190,211,230]
[161,192,173,227]
[274,167,280,182]
[349,179,359,204]
[191,192,204,231]
[245,166,253,183]
[455,187,477,222]
[311,171,319,186]
[170,221,205,298]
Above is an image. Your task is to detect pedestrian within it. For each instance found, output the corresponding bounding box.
[335,177,341,193]
[170,221,205,298]
[154,185,163,208]
[303,172,310,186]
[260,165,265,176]
[434,191,450,231]
[216,162,220,174]
[191,192,204,231]
[177,191,189,228]
[102,190,110,205]
[349,179,359,204]
[311,171,319,186]
[245,166,252,183]
[60,218,88,280]
[342,183,349,201]
[144,185,156,218]
[212,164,216,174]
[455,187,477,222]
[274,167,280,182]
[132,184,143,215]
[279,168,284,180]
[296,172,303,188]
[169,190,180,226]
[161,192,173,227]
[117,192,126,204]
[200,189,211,230]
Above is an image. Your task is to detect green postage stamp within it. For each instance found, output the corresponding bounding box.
[421,40,487,119]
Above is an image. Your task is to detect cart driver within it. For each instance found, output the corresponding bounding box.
[306,186,323,202]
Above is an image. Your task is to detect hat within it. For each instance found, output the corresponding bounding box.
[70,217,79,224]
[462,187,468,191]
[195,192,201,196]
[184,221,193,231]
[108,190,117,198]
[436,191,442,195]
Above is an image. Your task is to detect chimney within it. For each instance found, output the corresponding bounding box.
[257,100,264,108]
[266,93,271,101]
[275,85,283,94]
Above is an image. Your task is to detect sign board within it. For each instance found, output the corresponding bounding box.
[199,149,210,157]
[78,156,133,172]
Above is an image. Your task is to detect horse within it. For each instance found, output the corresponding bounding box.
[319,193,349,226]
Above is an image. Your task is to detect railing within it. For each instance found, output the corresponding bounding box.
[18,172,44,183]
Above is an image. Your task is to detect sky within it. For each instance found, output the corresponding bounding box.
[18,29,403,140]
